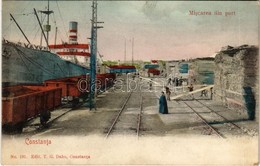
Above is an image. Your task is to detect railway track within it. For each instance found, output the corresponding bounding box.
[105,90,143,139]
[195,100,254,137]
[183,101,224,138]
[183,99,255,138]
[21,100,85,136]
[137,93,143,138]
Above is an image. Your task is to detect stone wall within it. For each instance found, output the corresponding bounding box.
[214,45,259,121]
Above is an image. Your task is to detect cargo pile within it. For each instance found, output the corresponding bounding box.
[214,45,259,120]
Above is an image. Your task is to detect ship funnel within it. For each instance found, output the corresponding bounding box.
[69,21,78,44]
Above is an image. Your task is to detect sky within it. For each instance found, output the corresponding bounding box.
[2,1,259,61]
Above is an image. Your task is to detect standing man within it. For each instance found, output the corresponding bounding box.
[188,84,194,100]
[159,92,168,114]
[149,80,153,90]
[176,77,179,86]
[172,77,175,85]
[165,86,171,101]
[167,78,172,85]
[200,82,208,97]
[179,76,183,86]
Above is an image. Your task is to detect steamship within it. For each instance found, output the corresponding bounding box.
[2,8,91,86]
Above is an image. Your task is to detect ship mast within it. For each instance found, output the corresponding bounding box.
[47,0,50,43]
[34,8,48,48]
[39,0,53,48]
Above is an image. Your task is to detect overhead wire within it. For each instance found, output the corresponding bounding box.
[12,14,32,42]
[57,29,65,43]
[7,1,30,41]
[32,14,47,43]
[51,12,57,27]
[50,12,57,44]
[14,12,34,16]
[11,1,30,20]
[12,11,35,42]
[51,12,65,43]
[56,1,69,39]
[3,20,13,33]
[3,18,13,39]
[78,2,90,44]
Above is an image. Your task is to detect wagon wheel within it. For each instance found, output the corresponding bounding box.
[72,97,80,107]
[15,123,24,133]
[2,122,24,134]
[80,93,88,102]
[40,111,51,127]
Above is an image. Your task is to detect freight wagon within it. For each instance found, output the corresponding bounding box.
[2,73,116,133]
[2,85,62,132]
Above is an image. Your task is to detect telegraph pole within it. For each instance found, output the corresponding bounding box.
[132,37,134,65]
[124,38,127,64]
[89,0,103,110]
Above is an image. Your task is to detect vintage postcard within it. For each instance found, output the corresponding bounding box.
[1,0,259,165]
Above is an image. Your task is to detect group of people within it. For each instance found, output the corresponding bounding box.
[157,79,211,115]
[167,77,183,87]
[159,83,194,114]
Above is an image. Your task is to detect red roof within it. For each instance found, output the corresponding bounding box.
[69,30,77,33]
[148,68,160,75]
[108,65,136,69]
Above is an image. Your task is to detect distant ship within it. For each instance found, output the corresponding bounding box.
[2,4,91,87]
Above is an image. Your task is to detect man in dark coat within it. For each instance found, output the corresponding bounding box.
[159,92,168,114]
[149,80,153,90]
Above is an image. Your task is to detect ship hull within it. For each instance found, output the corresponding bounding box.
[2,42,89,86]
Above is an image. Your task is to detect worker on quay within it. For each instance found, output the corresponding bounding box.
[167,78,172,85]
[165,86,171,101]
[175,77,179,86]
[159,92,168,114]
[200,82,208,97]
[188,83,194,99]
[132,74,135,80]
[149,80,153,90]
[210,87,213,100]
[179,76,183,86]
[172,77,176,85]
